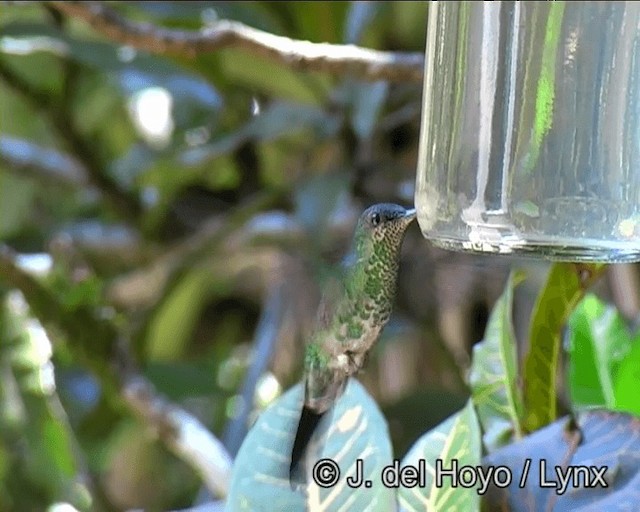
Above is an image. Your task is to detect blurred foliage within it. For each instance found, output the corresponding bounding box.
[0,2,440,510]
[568,293,640,416]
[1,2,640,512]
[0,295,89,511]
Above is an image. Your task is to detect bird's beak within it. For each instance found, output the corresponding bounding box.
[404,208,417,221]
[398,207,416,229]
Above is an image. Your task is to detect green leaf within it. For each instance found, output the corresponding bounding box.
[344,2,382,44]
[469,271,524,452]
[0,79,57,144]
[522,263,605,432]
[0,171,35,238]
[388,2,429,49]
[567,294,631,410]
[0,298,88,509]
[514,200,540,218]
[614,332,640,416]
[179,101,341,169]
[144,361,218,401]
[227,379,395,511]
[216,48,331,105]
[287,2,349,44]
[146,266,214,360]
[398,400,482,512]
[33,402,76,478]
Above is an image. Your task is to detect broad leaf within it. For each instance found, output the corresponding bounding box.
[227,379,395,511]
[613,332,640,416]
[522,263,605,432]
[287,2,349,44]
[216,48,332,105]
[0,297,89,510]
[469,271,524,452]
[398,400,482,512]
[567,294,631,410]
[0,171,35,238]
[146,266,215,360]
[180,101,341,169]
[483,411,640,511]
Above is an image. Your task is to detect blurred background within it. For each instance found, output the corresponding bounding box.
[0,2,638,510]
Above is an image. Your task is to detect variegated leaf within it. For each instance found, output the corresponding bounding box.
[226,379,395,511]
[398,400,482,512]
[469,271,524,452]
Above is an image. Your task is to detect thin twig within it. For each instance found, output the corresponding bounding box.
[50,1,425,83]
[122,374,232,498]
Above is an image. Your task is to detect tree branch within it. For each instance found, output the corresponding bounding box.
[122,374,232,499]
[49,1,425,83]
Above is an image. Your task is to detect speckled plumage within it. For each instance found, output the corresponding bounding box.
[304,203,416,413]
[290,203,415,482]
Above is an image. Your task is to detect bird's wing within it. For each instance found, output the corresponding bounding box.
[314,274,345,332]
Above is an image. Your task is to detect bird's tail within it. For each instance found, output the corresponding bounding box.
[289,405,324,486]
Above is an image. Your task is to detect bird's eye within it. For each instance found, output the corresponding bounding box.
[370,212,381,226]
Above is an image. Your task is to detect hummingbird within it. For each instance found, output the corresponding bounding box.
[289,203,416,483]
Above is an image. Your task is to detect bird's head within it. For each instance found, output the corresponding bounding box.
[356,203,416,248]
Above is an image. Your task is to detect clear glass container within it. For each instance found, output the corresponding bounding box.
[415,1,640,262]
